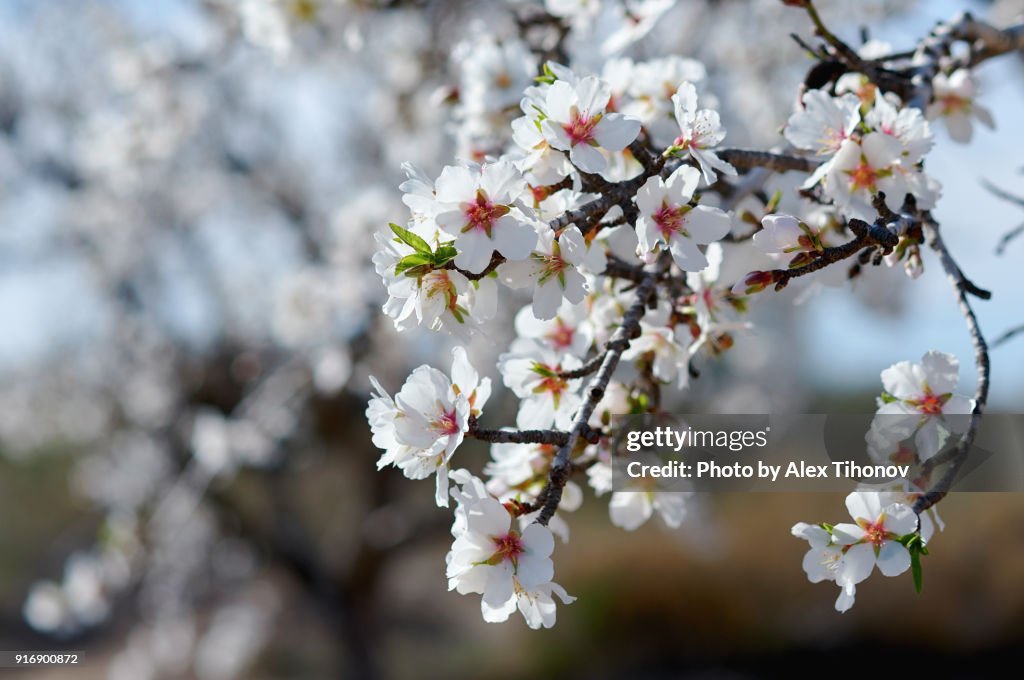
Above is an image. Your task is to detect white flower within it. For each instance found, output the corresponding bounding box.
[784,90,861,156]
[831,492,918,587]
[375,235,496,337]
[500,225,604,320]
[498,342,582,430]
[623,57,708,147]
[752,214,820,255]
[511,114,574,185]
[812,134,907,220]
[445,472,558,623]
[609,490,689,530]
[669,83,736,184]
[873,350,973,461]
[622,301,691,387]
[791,521,859,612]
[366,347,488,507]
[926,69,995,144]
[433,161,538,273]
[865,91,934,164]
[634,165,731,271]
[507,582,576,629]
[455,36,536,117]
[540,76,641,174]
[513,301,594,357]
[599,0,676,56]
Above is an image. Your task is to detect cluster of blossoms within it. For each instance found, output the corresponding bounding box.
[366,0,1006,628]
[792,352,970,612]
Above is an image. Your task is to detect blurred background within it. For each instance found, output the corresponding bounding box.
[0,0,1022,677]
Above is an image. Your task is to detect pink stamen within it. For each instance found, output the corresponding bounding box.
[563,110,599,147]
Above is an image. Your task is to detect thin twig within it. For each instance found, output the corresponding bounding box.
[991,323,1024,349]
[913,220,991,514]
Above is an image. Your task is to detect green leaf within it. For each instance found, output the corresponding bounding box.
[433,245,458,266]
[395,252,434,276]
[389,222,432,255]
[911,547,923,593]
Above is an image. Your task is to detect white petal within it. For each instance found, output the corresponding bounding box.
[837,542,876,585]
[592,113,641,151]
[876,540,912,577]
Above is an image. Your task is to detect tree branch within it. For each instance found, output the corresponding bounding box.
[913,219,991,514]
[533,259,664,525]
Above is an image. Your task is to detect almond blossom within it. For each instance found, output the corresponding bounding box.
[831,492,918,587]
[512,301,594,358]
[791,522,857,613]
[667,82,736,185]
[540,76,641,174]
[784,89,861,156]
[609,489,690,531]
[926,69,995,144]
[634,165,732,271]
[366,347,489,507]
[497,342,582,430]
[811,133,908,220]
[872,350,973,461]
[499,225,605,320]
[446,471,563,625]
[433,161,539,273]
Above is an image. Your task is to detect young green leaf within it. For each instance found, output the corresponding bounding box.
[389,222,432,255]
[395,252,434,276]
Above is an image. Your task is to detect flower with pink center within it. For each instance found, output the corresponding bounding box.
[446,471,560,625]
[784,89,861,156]
[831,492,918,588]
[635,165,732,271]
[871,350,973,461]
[434,160,538,273]
[498,341,582,430]
[926,69,994,144]
[513,301,594,357]
[540,76,641,174]
[865,91,934,164]
[500,225,605,320]
[622,301,692,388]
[813,133,907,220]
[668,82,736,184]
[366,347,489,507]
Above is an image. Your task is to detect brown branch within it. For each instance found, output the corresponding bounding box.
[913,219,991,514]
[533,259,664,526]
[558,351,607,379]
[466,417,601,447]
[716,148,819,173]
[768,214,899,290]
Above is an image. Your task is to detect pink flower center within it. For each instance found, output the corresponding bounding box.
[547,320,575,349]
[492,531,523,562]
[653,202,686,239]
[431,408,461,437]
[462,189,510,237]
[847,161,878,190]
[913,391,947,416]
[672,134,693,150]
[563,109,600,147]
[857,517,890,547]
